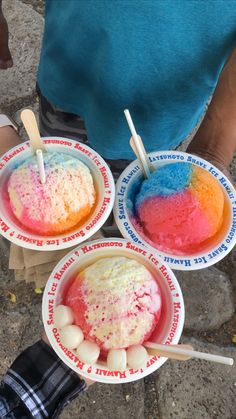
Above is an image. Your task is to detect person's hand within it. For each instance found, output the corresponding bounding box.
[0,12,13,69]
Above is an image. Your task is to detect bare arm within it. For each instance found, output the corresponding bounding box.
[187,48,236,178]
[0,0,13,69]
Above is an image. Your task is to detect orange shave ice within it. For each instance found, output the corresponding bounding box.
[65,256,162,352]
[134,163,225,254]
[8,152,96,235]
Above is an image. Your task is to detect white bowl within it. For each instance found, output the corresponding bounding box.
[42,238,184,384]
[0,137,115,250]
[114,151,236,270]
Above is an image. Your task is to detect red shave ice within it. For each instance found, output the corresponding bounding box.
[8,152,96,235]
[65,256,162,352]
[134,163,225,255]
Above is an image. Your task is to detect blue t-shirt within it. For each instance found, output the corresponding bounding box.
[38,0,236,160]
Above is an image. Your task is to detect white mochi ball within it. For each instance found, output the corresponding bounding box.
[60,325,84,349]
[107,349,127,371]
[54,305,74,329]
[76,340,100,364]
[127,345,148,369]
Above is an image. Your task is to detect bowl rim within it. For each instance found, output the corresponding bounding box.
[0,137,115,250]
[42,238,185,384]
[114,150,236,271]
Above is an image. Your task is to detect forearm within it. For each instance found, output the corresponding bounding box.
[0,339,87,418]
[187,48,236,169]
[0,126,20,157]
